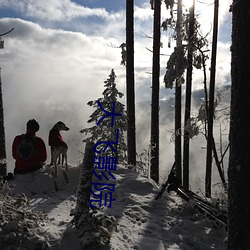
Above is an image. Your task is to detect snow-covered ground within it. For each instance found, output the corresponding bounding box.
[1,164,227,250]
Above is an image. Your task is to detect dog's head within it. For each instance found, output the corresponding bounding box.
[53,121,69,131]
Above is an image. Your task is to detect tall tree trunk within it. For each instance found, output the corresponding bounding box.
[205,0,219,197]
[126,0,136,166]
[150,0,161,184]
[0,69,7,177]
[175,0,183,183]
[183,0,195,190]
[228,0,250,248]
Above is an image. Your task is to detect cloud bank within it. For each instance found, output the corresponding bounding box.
[0,1,232,192]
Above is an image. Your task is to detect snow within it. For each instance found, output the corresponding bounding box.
[2,164,227,250]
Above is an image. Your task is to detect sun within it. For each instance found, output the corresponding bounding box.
[183,0,194,9]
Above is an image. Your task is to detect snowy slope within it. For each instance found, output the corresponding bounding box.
[2,165,227,250]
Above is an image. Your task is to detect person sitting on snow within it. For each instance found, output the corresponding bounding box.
[12,119,47,174]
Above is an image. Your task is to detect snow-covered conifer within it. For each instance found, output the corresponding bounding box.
[80,69,127,163]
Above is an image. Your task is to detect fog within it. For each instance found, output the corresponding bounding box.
[0,0,231,194]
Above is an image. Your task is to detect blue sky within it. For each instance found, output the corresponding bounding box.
[0,0,232,173]
[0,0,150,35]
[73,0,126,12]
[0,0,126,16]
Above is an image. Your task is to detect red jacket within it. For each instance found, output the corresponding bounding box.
[12,131,47,171]
[48,128,68,149]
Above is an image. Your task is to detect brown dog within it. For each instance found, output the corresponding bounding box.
[48,121,69,176]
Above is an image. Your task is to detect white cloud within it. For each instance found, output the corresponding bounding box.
[0,17,128,169]
[134,4,153,21]
[2,19,131,115]
[0,0,109,21]
[0,0,232,178]
[195,0,232,38]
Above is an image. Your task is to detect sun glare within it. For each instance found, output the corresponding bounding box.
[183,0,194,9]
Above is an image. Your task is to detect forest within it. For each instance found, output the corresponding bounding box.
[0,0,249,249]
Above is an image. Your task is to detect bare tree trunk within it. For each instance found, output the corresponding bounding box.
[150,0,161,184]
[74,142,95,226]
[211,137,227,191]
[228,0,250,248]
[0,30,14,177]
[0,69,7,177]
[183,0,195,190]
[175,0,183,183]
[205,0,219,197]
[126,0,136,166]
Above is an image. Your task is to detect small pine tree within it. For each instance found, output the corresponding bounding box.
[80,69,127,163]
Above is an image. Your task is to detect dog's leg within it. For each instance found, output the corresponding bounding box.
[54,163,58,177]
[61,149,68,171]
[64,152,68,171]
[58,154,61,164]
[61,150,69,183]
[61,153,65,166]
[50,147,54,165]
[52,150,60,177]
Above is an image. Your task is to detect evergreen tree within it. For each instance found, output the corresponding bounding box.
[80,69,127,162]
[163,1,210,187]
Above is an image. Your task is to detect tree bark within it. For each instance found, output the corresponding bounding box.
[150,0,161,184]
[183,0,195,190]
[126,0,136,166]
[211,137,227,191]
[228,0,250,249]
[74,142,95,227]
[0,69,7,177]
[205,0,219,197]
[175,0,183,183]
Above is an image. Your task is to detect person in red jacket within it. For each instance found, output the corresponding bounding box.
[12,119,47,174]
